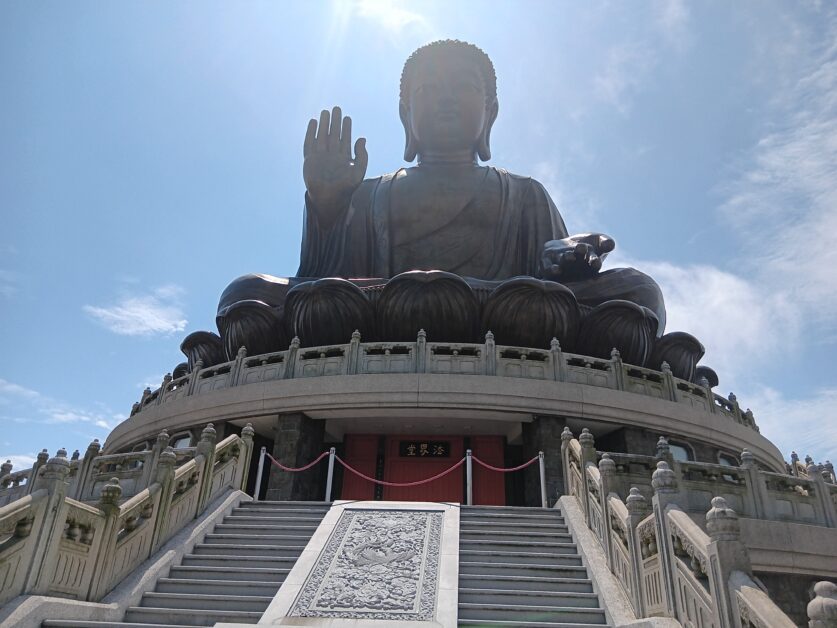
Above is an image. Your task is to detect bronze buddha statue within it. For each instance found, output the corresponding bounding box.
[196,40,703,380]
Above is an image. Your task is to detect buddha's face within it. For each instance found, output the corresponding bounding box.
[404,54,491,157]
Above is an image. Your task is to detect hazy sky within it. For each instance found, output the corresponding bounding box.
[1,1,835,470]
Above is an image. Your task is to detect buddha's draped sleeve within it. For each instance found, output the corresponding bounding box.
[296,178,382,278]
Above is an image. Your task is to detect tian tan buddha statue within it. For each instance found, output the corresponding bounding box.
[182,40,707,382]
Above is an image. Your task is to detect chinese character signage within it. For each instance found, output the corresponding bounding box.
[399,441,450,458]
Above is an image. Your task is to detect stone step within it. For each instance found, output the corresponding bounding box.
[458,588,601,608]
[191,543,305,557]
[460,511,566,524]
[123,607,262,626]
[460,520,569,533]
[458,602,607,624]
[140,592,272,612]
[203,532,313,545]
[458,621,610,628]
[237,500,331,509]
[459,561,590,579]
[168,565,289,582]
[181,554,297,569]
[224,514,325,525]
[459,574,594,594]
[460,550,583,567]
[461,505,564,514]
[460,539,578,555]
[154,577,280,597]
[43,622,205,628]
[231,505,329,515]
[212,523,318,535]
[459,529,573,543]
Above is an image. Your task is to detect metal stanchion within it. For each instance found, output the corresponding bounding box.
[324,447,336,502]
[466,449,473,506]
[538,451,548,508]
[253,446,266,502]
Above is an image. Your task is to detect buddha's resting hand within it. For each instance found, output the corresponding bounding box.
[303,106,368,224]
[540,233,616,282]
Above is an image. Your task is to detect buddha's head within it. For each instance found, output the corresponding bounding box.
[400,40,498,163]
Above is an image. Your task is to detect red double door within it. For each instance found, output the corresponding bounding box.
[341,434,505,505]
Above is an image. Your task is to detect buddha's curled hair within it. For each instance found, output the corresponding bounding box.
[400,39,497,107]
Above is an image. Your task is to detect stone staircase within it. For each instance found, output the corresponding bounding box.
[42,501,330,628]
[457,505,609,628]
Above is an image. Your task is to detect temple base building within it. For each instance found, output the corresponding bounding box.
[1,39,836,628]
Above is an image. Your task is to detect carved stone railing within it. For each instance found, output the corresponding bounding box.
[129,331,759,432]
[561,427,831,626]
[0,423,254,606]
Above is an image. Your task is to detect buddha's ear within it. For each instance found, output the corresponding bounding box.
[477,99,499,162]
[400,102,418,163]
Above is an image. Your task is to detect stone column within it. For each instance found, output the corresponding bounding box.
[266,413,325,501]
[808,581,837,628]
[522,415,565,507]
[705,496,752,628]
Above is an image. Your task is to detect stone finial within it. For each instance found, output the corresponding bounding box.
[36,449,49,464]
[706,496,740,541]
[43,449,70,479]
[598,452,616,475]
[561,426,573,443]
[626,487,649,517]
[728,392,737,402]
[142,386,152,398]
[237,345,248,359]
[86,439,101,455]
[806,455,814,466]
[98,477,122,509]
[200,423,217,443]
[158,446,177,467]
[156,429,170,447]
[350,329,361,342]
[825,461,835,483]
[550,337,561,351]
[740,449,756,468]
[71,450,80,461]
[579,428,595,450]
[241,423,255,440]
[610,347,620,359]
[484,330,495,342]
[652,461,677,493]
[808,581,837,627]
[1,460,12,475]
[417,329,426,340]
[163,373,172,384]
[661,360,671,374]
[807,462,822,479]
[655,436,670,458]
[698,376,710,388]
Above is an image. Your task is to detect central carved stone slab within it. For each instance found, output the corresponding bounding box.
[290,509,442,620]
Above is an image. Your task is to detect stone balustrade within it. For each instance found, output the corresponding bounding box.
[561,427,836,626]
[130,330,759,432]
[0,423,254,606]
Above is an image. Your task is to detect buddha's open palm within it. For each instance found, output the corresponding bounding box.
[541,233,615,282]
[303,106,368,217]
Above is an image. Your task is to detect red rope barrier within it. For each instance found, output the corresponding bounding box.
[336,455,466,487]
[267,451,329,472]
[471,455,539,473]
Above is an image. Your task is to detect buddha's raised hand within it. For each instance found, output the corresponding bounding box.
[540,233,616,282]
[303,106,368,223]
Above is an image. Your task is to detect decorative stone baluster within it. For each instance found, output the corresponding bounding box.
[186,360,204,395]
[284,337,300,379]
[560,426,574,497]
[484,331,496,376]
[416,329,427,373]
[195,423,218,515]
[231,345,248,384]
[808,581,837,628]
[598,453,616,569]
[27,449,49,495]
[728,392,743,424]
[807,462,836,528]
[740,449,768,519]
[825,461,836,484]
[0,459,11,481]
[155,373,172,405]
[699,376,716,413]
[651,460,679,616]
[347,330,361,375]
[551,338,566,381]
[150,447,177,551]
[660,361,678,402]
[73,439,101,501]
[655,436,674,466]
[790,451,800,476]
[626,487,650,616]
[238,423,256,491]
[89,477,123,600]
[609,347,624,390]
[579,428,596,523]
[705,496,753,628]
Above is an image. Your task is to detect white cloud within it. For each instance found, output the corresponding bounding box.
[83,285,187,337]
[652,0,691,51]
[593,43,657,115]
[353,0,428,33]
[0,454,38,471]
[0,270,20,299]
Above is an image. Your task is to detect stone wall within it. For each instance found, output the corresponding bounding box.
[266,413,326,501]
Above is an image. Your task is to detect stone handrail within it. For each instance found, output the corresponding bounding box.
[0,422,254,606]
[561,427,831,626]
[130,331,759,432]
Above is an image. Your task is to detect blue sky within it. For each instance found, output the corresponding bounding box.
[1,1,835,471]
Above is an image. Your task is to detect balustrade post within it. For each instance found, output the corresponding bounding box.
[150,447,177,551]
[155,373,172,405]
[807,462,837,527]
[88,477,123,600]
[347,330,361,375]
[610,348,624,390]
[187,360,204,395]
[144,429,171,493]
[790,451,800,476]
[74,439,101,501]
[740,449,768,519]
[466,449,473,506]
[26,449,72,595]
[808,581,837,628]
[728,392,743,424]
[238,423,255,491]
[231,346,248,385]
[699,376,717,414]
[705,496,752,628]
[284,337,300,379]
[660,361,678,402]
[655,435,674,466]
[651,460,679,618]
[194,423,217,516]
[26,449,49,495]
[324,447,336,502]
[579,428,596,523]
[560,427,574,497]
[598,453,616,568]
[551,338,566,381]
[416,329,427,373]
[626,487,650,617]
[484,331,496,376]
